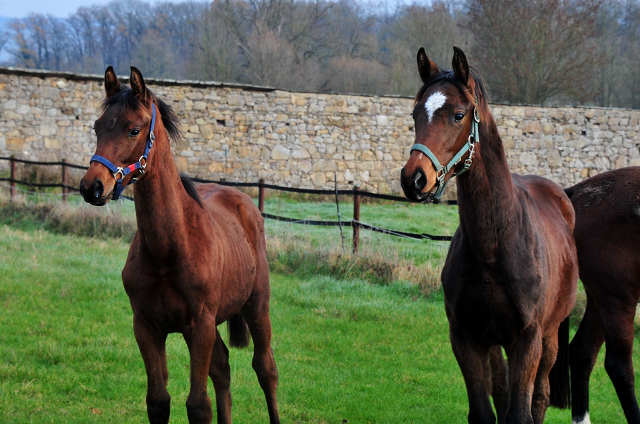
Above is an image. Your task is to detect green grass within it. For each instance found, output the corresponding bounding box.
[0,224,638,423]
[0,191,452,294]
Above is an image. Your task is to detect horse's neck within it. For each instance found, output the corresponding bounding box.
[133,131,190,258]
[455,114,520,263]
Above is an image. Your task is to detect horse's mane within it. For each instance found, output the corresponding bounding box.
[414,68,489,107]
[180,174,204,208]
[101,85,203,207]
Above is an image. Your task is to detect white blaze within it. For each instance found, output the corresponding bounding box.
[573,412,591,424]
[425,91,447,123]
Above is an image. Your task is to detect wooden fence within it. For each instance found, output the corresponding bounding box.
[0,155,455,252]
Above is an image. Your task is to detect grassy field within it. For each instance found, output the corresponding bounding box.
[1,213,638,423]
[0,191,454,294]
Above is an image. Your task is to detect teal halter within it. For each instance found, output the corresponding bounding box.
[410,103,480,202]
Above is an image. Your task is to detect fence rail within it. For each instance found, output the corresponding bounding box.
[0,155,456,250]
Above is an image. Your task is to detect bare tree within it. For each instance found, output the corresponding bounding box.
[468,0,602,105]
[186,1,243,82]
[4,0,639,106]
[382,1,468,96]
[324,55,389,94]
[0,30,9,58]
[8,20,38,68]
[619,0,640,108]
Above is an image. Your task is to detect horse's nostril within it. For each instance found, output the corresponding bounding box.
[413,169,427,192]
[93,180,104,199]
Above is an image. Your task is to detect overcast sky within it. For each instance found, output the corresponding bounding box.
[1,0,396,19]
[1,0,174,18]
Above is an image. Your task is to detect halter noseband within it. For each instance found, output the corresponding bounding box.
[90,103,157,200]
[410,96,480,203]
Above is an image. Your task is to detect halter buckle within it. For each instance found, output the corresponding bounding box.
[139,156,147,172]
[114,167,124,181]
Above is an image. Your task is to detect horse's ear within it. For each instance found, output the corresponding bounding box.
[452,46,470,87]
[417,47,440,84]
[104,66,121,98]
[130,66,147,104]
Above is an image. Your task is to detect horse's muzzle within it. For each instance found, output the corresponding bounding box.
[79,178,109,206]
[400,167,430,202]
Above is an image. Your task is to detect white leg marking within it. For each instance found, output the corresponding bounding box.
[425,91,447,123]
[572,411,591,424]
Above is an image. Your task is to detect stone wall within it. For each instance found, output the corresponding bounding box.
[1,67,639,194]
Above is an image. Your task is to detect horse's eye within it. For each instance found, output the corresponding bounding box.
[129,129,141,138]
[454,112,465,122]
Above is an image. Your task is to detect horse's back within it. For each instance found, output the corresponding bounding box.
[566,167,640,288]
[566,167,640,244]
[566,166,640,219]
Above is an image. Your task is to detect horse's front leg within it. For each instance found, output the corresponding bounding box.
[183,314,217,424]
[531,331,559,424]
[489,346,508,423]
[504,324,542,424]
[449,322,496,424]
[133,314,171,424]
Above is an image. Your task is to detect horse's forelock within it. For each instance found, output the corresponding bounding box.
[413,68,488,108]
[100,86,181,144]
[101,84,140,114]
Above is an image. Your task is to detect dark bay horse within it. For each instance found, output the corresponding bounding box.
[566,167,640,424]
[400,46,578,423]
[79,66,280,424]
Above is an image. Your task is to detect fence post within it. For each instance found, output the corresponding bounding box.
[258,178,265,213]
[61,158,68,203]
[10,155,16,201]
[352,184,360,254]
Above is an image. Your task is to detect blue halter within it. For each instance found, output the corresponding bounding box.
[410,103,480,202]
[90,103,157,200]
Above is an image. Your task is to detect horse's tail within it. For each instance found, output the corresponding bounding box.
[227,313,251,348]
[549,316,571,409]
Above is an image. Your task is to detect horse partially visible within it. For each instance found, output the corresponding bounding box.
[79,66,280,424]
[400,46,578,423]
[566,167,640,424]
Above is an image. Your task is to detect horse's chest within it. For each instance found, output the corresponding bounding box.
[444,279,523,346]
[123,268,202,328]
[442,257,545,345]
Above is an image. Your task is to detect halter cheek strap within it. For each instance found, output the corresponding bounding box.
[90,103,156,200]
[410,104,480,203]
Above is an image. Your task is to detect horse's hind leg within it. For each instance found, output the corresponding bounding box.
[133,315,171,424]
[602,304,640,424]
[242,291,280,424]
[209,329,232,424]
[570,295,605,424]
[489,346,508,423]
